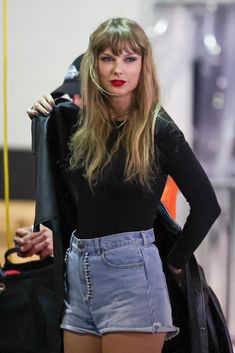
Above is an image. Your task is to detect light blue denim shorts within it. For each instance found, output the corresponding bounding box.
[61,228,179,339]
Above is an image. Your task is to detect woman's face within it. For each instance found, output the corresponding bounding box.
[98,48,142,102]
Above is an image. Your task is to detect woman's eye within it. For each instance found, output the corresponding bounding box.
[125,57,137,62]
[100,56,113,62]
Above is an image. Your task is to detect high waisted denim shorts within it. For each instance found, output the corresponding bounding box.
[61,228,179,339]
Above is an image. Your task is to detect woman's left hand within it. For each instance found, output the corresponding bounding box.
[26,94,55,119]
[167,263,186,291]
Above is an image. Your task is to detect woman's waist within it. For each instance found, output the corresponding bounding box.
[70,227,155,254]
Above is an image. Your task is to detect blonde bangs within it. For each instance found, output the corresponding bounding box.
[94,34,143,56]
[91,18,144,56]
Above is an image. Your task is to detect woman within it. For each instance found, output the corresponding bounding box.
[27,18,221,353]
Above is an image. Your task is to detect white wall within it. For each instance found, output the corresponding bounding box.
[0,0,150,148]
[0,0,193,149]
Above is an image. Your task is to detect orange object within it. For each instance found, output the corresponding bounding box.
[161,177,178,220]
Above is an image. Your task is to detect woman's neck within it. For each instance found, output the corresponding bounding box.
[109,95,135,119]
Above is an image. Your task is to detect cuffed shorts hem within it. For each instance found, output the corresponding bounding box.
[61,323,179,340]
[100,324,180,340]
[61,323,101,336]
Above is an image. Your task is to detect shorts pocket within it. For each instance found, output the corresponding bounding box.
[101,244,144,269]
[139,244,167,289]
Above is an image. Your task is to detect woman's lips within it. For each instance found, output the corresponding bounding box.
[111,80,126,87]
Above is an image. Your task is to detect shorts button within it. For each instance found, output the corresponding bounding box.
[78,242,85,249]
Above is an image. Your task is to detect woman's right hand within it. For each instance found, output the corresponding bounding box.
[26,93,55,119]
[14,225,54,259]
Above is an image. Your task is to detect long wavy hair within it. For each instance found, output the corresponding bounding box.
[70,17,161,190]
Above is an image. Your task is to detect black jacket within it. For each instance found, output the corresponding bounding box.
[32,99,233,353]
[155,204,233,353]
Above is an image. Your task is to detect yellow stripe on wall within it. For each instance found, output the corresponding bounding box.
[3,0,11,248]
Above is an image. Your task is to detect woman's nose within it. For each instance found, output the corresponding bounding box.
[113,61,123,75]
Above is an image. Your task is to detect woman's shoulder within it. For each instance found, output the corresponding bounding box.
[155,105,180,134]
[154,105,186,154]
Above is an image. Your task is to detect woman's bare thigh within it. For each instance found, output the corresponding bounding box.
[102,332,166,353]
[63,330,102,353]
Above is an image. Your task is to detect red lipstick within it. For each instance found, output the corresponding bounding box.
[111,80,126,87]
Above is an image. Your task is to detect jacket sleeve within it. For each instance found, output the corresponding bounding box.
[156,107,221,268]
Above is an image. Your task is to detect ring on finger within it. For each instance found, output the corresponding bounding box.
[31,102,38,110]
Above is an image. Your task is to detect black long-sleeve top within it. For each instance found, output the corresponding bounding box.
[74,107,221,268]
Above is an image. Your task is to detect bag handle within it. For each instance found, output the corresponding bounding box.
[4,247,21,265]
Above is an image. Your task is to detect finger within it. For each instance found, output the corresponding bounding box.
[21,249,36,258]
[14,236,26,246]
[14,228,33,246]
[39,97,54,112]
[43,93,55,107]
[40,228,53,244]
[24,239,50,257]
[26,108,40,119]
[40,248,52,259]
[18,229,46,244]
[20,241,34,253]
[30,233,48,247]
[40,93,55,109]
[33,101,51,116]
[33,239,51,254]
[19,234,45,252]
[20,232,47,251]
[40,225,53,235]
[15,226,32,237]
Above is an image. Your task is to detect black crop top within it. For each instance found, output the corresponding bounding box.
[73,107,221,268]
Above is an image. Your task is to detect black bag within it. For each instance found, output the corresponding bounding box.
[0,248,62,353]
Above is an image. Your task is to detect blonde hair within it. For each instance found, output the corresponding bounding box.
[70,17,161,190]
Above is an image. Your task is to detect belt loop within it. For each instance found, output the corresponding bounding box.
[96,238,101,255]
[140,231,148,247]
